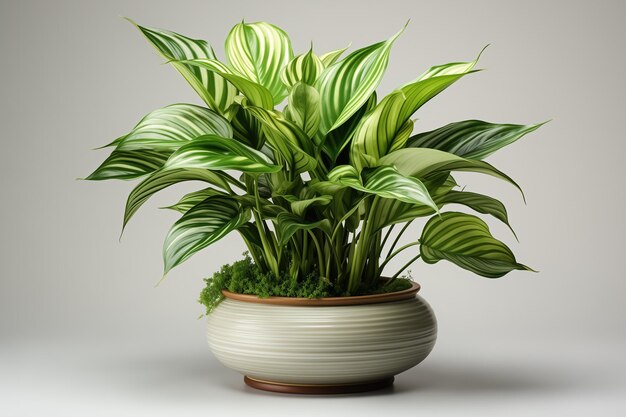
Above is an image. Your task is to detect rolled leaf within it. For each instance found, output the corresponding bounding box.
[284,83,321,139]
[407,120,546,160]
[419,212,532,278]
[127,19,236,114]
[162,135,281,173]
[163,196,251,273]
[319,46,349,67]
[316,24,405,134]
[281,49,324,87]
[225,21,294,103]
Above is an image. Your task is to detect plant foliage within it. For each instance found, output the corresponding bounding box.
[87,19,544,302]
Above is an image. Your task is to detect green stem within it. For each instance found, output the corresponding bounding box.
[380,225,395,253]
[386,220,413,259]
[252,179,279,277]
[389,254,421,283]
[378,241,421,275]
[348,196,379,293]
[307,230,326,278]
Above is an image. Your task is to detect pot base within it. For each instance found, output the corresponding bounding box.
[243,376,394,395]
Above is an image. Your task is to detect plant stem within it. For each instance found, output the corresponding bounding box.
[252,179,279,277]
[386,220,413,258]
[378,241,421,275]
[307,230,326,278]
[389,254,421,285]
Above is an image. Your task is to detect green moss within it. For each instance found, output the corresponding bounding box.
[199,254,414,315]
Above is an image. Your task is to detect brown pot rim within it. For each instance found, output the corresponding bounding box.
[221,280,420,306]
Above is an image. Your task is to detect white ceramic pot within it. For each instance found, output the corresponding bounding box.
[206,282,436,394]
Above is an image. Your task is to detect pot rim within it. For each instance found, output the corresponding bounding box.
[221,280,420,306]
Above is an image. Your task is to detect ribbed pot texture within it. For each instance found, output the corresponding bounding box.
[206,284,437,386]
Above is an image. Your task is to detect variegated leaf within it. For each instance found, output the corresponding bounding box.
[378,148,523,197]
[407,120,546,160]
[225,21,294,104]
[163,196,251,273]
[281,49,324,87]
[350,51,483,169]
[180,58,274,109]
[161,188,226,213]
[162,135,281,173]
[319,46,349,67]
[123,168,235,228]
[85,149,170,180]
[128,19,236,114]
[327,165,438,211]
[115,104,233,151]
[316,24,405,134]
[420,212,532,278]
[245,106,317,174]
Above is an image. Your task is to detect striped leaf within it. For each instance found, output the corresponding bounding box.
[284,83,321,139]
[163,196,251,273]
[316,24,405,134]
[319,46,349,67]
[225,21,294,104]
[245,106,317,174]
[123,168,235,228]
[437,191,515,236]
[116,104,233,151]
[128,19,236,114]
[85,149,170,180]
[327,165,438,211]
[407,120,546,160]
[281,49,324,87]
[161,188,226,213]
[180,59,274,109]
[163,135,281,173]
[275,212,331,246]
[420,212,532,278]
[283,195,333,217]
[321,92,377,162]
[228,103,265,149]
[350,52,482,169]
[378,148,523,197]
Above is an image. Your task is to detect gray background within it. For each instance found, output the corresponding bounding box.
[1,0,625,415]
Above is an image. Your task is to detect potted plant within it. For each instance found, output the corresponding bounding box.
[85,18,544,394]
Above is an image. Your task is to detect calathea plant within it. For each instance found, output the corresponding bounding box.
[86,19,543,310]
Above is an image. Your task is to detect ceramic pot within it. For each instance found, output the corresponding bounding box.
[206,282,436,394]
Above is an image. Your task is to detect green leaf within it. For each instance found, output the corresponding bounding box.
[161,188,226,213]
[180,58,274,109]
[123,168,235,229]
[162,135,281,173]
[116,104,233,151]
[163,196,251,274]
[321,92,377,162]
[327,165,438,211]
[127,19,236,114]
[437,191,516,236]
[407,120,546,160]
[245,106,317,174]
[350,51,482,169]
[283,195,333,217]
[316,24,406,134]
[225,21,294,104]
[284,83,321,139]
[319,46,349,67]
[228,103,265,149]
[420,212,532,278]
[378,148,523,198]
[281,49,324,87]
[274,212,331,246]
[85,149,170,180]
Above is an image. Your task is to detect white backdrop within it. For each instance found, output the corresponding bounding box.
[1,0,624,415]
